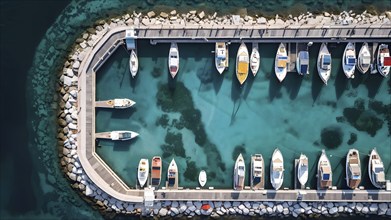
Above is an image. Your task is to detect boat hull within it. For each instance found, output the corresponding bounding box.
[151,156,162,187]
[377,44,390,77]
[317,150,332,190]
[296,51,309,75]
[95,130,139,140]
[199,170,207,187]
[138,159,149,187]
[167,159,178,188]
[297,154,308,186]
[270,149,284,190]
[129,50,138,78]
[317,43,332,85]
[236,43,249,85]
[251,154,264,190]
[215,42,228,74]
[346,149,361,189]
[368,148,386,189]
[233,154,245,190]
[250,43,260,76]
[342,42,356,79]
[168,43,179,78]
[275,43,288,82]
[357,42,371,74]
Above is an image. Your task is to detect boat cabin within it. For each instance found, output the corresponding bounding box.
[384,57,391,66]
[360,54,371,66]
[277,56,288,68]
[321,54,331,70]
[299,52,309,73]
[321,166,331,181]
[111,131,131,140]
[346,55,356,66]
[349,164,361,180]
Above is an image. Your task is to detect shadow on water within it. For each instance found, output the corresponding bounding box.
[212,71,224,94]
[283,72,304,100]
[111,108,136,119]
[113,140,135,151]
[230,72,243,125]
[334,67,349,100]
[351,71,365,89]
[243,73,255,100]
[311,70,324,103]
[363,74,384,98]
[268,75,282,102]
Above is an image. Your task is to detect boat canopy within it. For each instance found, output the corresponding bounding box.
[217,48,226,59]
[349,164,361,176]
[384,57,391,66]
[375,171,385,182]
[277,56,288,68]
[361,55,371,65]
[238,55,249,74]
[322,173,330,180]
[238,166,245,176]
[347,56,356,65]
[321,55,331,70]
[125,29,136,50]
[299,51,309,63]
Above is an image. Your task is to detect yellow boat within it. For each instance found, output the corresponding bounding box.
[236,43,249,85]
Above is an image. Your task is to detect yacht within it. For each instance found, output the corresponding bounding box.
[346,149,361,189]
[357,43,371,74]
[198,170,207,187]
[233,153,245,190]
[215,42,229,74]
[236,43,249,85]
[296,51,309,75]
[317,150,332,189]
[138,159,149,187]
[251,154,264,190]
[317,43,332,85]
[297,154,308,186]
[151,156,162,187]
[168,42,179,78]
[95,98,135,109]
[342,42,357,79]
[368,148,386,189]
[270,148,284,190]
[129,50,138,78]
[250,43,260,76]
[275,43,288,82]
[167,159,178,187]
[95,131,139,141]
[377,44,391,77]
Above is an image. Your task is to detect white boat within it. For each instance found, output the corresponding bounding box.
[317,43,332,85]
[151,156,162,187]
[129,50,138,78]
[236,43,249,85]
[317,150,332,189]
[297,154,308,186]
[250,43,260,76]
[346,149,361,189]
[275,43,288,82]
[95,98,135,109]
[342,42,356,79]
[198,170,207,187]
[251,154,264,190]
[215,42,229,74]
[167,159,178,187]
[168,42,179,78]
[377,44,391,77]
[233,153,245,190]
[368,148,386,189]
[296,51,309,75]
[357,42,371,74]
[138,158,149,187]
[95,131,139,141]
[270,148,284,190]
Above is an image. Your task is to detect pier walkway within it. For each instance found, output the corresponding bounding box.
[77,25,391,204]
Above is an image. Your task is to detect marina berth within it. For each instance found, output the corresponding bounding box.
[274,43,288,82]
[250,43,260,76]
[346,149,361,189]
[357,42,371,74]
[342,42,356,79]
[296,51,309,75]
[317,150,332,190]
[138,159,149,187]
[215,42,229,74]
[168,42,179,78]
[233,153,245,190]
[235,43,249,85]
[198,170,207,187]
[317,43,332,85]
[297,154,308,186]
[369,148,386,189]
[95,130,139,141]
[270,148,284,190]
[151,156,162,188]
[95,98,135,109]
[167,159,178,188]
[129,50,138,78]
[251,154,264,190]
[377,44,391,77]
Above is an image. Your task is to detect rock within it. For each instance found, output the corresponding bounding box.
[188,205,196,212]
[228,208,236,214]
[266,207,273,214]
[378,203,388,215]
[362,206,369,214]
[356,202,363,212]
[329,207,338,215]
[189,10,196,15]
[299,202,308,209]
[147,11,155,18]
[198,11,205,19]
[324,12,331,17]
[243,202,251,208]
[326,202,334,209]
[141,18,149,26]
[159,208,168,216]
[276,204,283,213]
[68,172,77,181]
[170,10,177,15]
[386,209,391,216]
[68,123,77,130]
[160,12,169,18]
[283,207,289,215]
[386,11,391,20]
[242,208,249,215]
[369,203,378,213]
[171,207,179,215]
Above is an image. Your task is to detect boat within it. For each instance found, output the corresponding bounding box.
[317,150,332,189]
[342,42,357,79]
[233,153,245,190]
[346,149,361,189]
[368,148,386,189]
[215,42,229,74]
[151,156,162,187]
[377,44,391,77]
[198,170,207,187]
[250,43,260,76]
[236,43,249,85]
[138,159,149,187]
[168,42,179,78]
[167,159,178,187]
[297,154,308,186]
[95,131,139,141]
[275,43,288,82]
[129,50,138,78]
[270,148,284,190]
[357,42,371,74]
[95,98,135,109]
[250,154,264,190]
[296,51,309,75]
[317,43,332,85]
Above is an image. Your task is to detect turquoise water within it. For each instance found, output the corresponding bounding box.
[96,40,390,189]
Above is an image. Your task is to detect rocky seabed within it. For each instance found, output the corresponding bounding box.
[57,10,391,217]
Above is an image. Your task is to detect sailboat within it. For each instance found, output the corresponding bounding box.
[296,51,309,75]
[342,42,356,79]
[151,156,162,187]
[297,154,308,186]
[251,154,264,190]
[138,159,149,187]
[317,150,332,189]
[167,159,178,187]
[236,43,249,85]
[198,170,207,187]
[250,43,260,76]
[368,148,386,189]
[317,43,332,85]
[377,44,390,77]
[168,42,179,78]
[357,42,371,74]
[233,153,245,190]
[274,43,288,82]
[346,149,361,189]
[129,50,138,78]
[270,148,284,190]
[215,42,229,74]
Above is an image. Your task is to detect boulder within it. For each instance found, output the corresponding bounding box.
[369,203,378,213]
[242,208,249,215]
[147,11,156,18]
[356,202,363,212]
[171,207,179,215]
[299,202,308,209]
[160,12,169,18]
[189,10,197,15]
[179,204,187,213]
[244,202,251,208]
[198,11,205,19]
[276,204,283,213]
[378,203,388,215]
[324,12,331,17]
[188,205,196,212]
[170,10,177,15]
[362,207,369,214]
[64,76,73,86]
[159,208,168,216]
[329,207,338,215]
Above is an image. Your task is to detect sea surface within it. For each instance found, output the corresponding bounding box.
[1,0,390,219]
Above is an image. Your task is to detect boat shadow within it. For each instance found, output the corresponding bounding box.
[212,72,224,94]
[243,73,255,100]
[362,74,385,98]
[268,74,282,102]
[334,68,349,100]
[110,107,136,119]
[311,70,324,103]
[230,74,244,125]
[282,73,304,100]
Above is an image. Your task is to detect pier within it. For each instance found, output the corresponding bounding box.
[76,24,391,204]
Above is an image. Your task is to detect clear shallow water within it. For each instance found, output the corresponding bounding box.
[96,40,390,189]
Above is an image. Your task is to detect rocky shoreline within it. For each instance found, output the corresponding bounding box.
[57,9,391,217]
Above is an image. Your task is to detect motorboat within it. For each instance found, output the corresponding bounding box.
[275,43,288,82]
[167,159,178,187]
[377,44,391,77]
[296,51,309,75]
[236,43,249,85]
[95,131,139,141]
[357,42,371,74]
[297,154,308,186]
[346,149,361,189]
[215,42,229,74]
[129,50,138,78]
[138,158,149,187]
[342,42,356,79]
[95,98,135,109]
[317,149,332,189]
[199,170,207,187]
[151,156,162,187]
[168,42,179,78]
[251,154,264,190]
[233,153,245,190]
[368,148,386,189]
[270,148,284,190]
[317,43,332,85]
[250,43,260,76]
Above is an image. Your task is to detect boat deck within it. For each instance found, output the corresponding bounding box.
[95,100,115,108]
[165,178,179,190]
[294,159,305,190]
[95,132,112,139]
